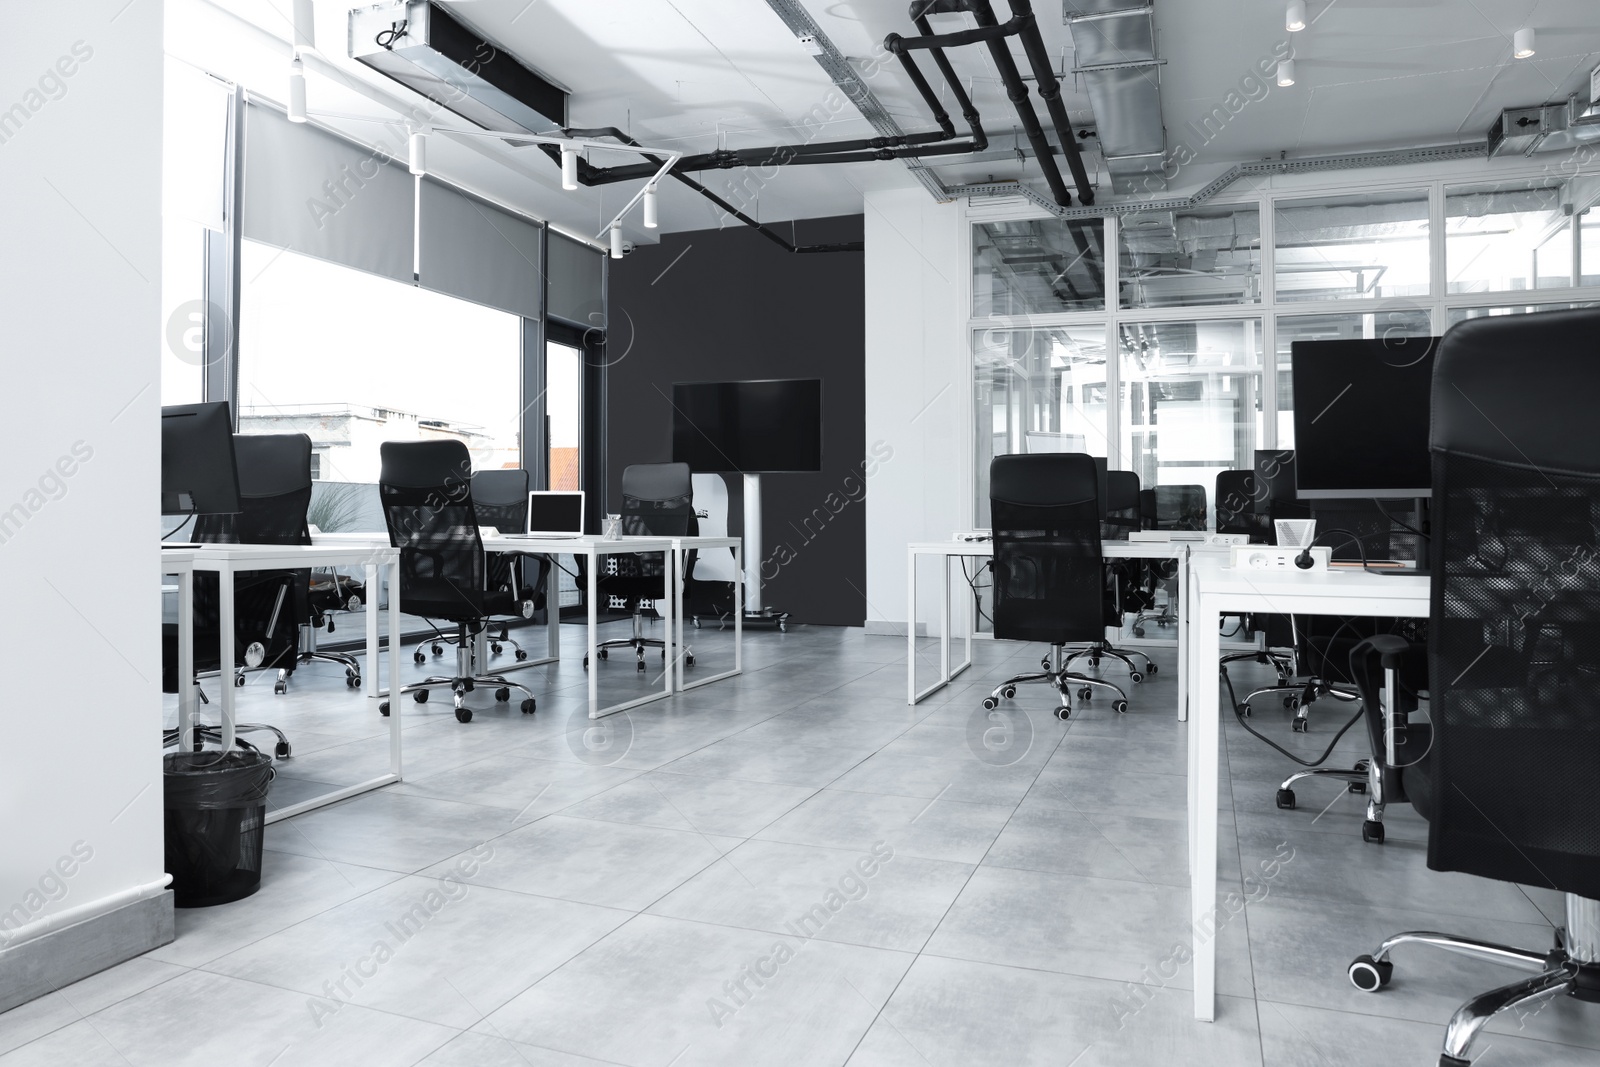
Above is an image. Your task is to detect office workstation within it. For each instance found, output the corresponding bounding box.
[7,2,1600,1064]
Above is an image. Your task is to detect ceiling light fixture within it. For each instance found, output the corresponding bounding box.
[408,128,427,176]
[642,185,658,229]
[1286,1,1306,32]
[610,223,624,259]
[1277,59,1296,87]
[1513,27,1536,59]
[560,146,578,190]
[287,54,307,122]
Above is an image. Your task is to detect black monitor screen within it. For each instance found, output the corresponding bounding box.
[1290,338,1437,499]
[161,402,241,516]
[525,492,585,535]
[671,379,822,473]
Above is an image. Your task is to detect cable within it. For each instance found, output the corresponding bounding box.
[1224,662,1364,767]
[1373,498,1428,541]
[960,556,994,627]
[375,19,408,49]
[163,509,196,541]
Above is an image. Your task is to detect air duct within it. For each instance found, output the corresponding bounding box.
[1488,96,1600,157]
[1064,2,1168,195]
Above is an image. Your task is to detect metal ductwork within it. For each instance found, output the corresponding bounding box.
[349,2,569,132]
[1064,1,1167,195]
[1488,96,1600,157]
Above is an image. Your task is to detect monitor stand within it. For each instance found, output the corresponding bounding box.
[1378,496,1430,577]
[742,473,789,632]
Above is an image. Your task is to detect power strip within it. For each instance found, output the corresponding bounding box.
[1207,533,1250,546]
[1231,545,1332,571]
[952,531,992,543]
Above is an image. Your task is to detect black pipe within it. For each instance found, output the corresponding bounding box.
[886,18,1021,51]
[571,129,958,184]
[1007,0,1094,205]
[912,13,987,154]
[968,0,1072,206]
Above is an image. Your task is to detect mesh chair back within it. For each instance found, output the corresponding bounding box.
[380,440,486,622]
[1426,308,1600,899]
[1101,470,1141,540]
[472,469,530,593]
[1141,484,1207,530]
[990,454,1106,645]
[608,463,697,591]
[1216,469,1270,541]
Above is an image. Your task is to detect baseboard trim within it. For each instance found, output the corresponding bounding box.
[863,621,927,637]
[0,890,174,1013]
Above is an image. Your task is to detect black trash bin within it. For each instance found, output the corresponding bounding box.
[163,748,274,907]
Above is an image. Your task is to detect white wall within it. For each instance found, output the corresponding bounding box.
[0,1,166,947]
[863,184,967,633]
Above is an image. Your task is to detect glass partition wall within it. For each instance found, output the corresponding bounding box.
[968,173,1600,529]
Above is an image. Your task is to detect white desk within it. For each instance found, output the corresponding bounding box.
[906,538,1228,718]
[1184,555,1428,1021]
[165,541,404,824]
[671,535,743,693]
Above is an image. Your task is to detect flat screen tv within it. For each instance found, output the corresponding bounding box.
[671,379,822,473]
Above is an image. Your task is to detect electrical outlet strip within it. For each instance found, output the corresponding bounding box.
[1127,531,1170,542]
[1231,545,1333,571]
[952,531,992,543]
[1208,533,1250,546]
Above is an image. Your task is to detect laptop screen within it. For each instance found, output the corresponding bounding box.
[526,491,585,535]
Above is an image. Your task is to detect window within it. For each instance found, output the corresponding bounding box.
[1446,183,1572,293]
[1446,300,1600,326]
[1119,204,1261,308]
[1274,191,1430,303]
[1581,207,1600,286]
[973,219,1107,315]
[546,341,582,490]
[1119,319,1261,510]
[1275,309,1433,448]
[236,240,522,488]
[974,325,1108,525]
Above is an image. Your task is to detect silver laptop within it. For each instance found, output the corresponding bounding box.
[506,490,586,538]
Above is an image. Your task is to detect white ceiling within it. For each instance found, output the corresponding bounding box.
[175,0,1600,243]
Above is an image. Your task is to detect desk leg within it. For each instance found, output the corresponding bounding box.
[733,542,743,677]
[1191,600,1221,1022]
[548,554,561,662]
[586,547,599,719]
[1177,549,1190,722]
[939,554,950,687]
[387,558,402,777]
[906,549,917,704]
[365,562,381,700]
[177,570,195,749]
[663,548,676,697]
[218,565,235,751]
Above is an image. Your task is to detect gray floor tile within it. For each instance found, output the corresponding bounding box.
[264,790,520,873]
[661,736,876,788]
[391,754,643,820]
[0,957,186,1057]
[557,770,815,838]
[756,788,1014,865]
[1256,999,1600,1067]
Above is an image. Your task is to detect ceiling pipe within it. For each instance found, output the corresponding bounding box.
[1007,0,1095,205]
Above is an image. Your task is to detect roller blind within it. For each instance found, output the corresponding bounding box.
[418,178,543,319]
[241,104,414,283]
[547,231,605,326]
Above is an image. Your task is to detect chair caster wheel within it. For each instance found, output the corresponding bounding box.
[1054,706,1070,720]
[413,689,429,703]
[495,687,510,702]
[515,650,528,661]
[1078,688,1093,700]
[1041,657,1051,670]
[455,708,472,723]
[582,656,589,669]
[1291,718,1308,733]
[1276,788,1296,810]
[777,620,787,633]
[982,696,999,711]
[1001,686,1017,700]
[274,680,287,695]
[275,741,291,758]
[660,649,667,659]
[636,660,647,672]
[1089,657,1101,669]
[1284,696,1300,709]
[1129,672,1143,683]
[521,698,536,714]
[1348,781,1367,795]
[1362,820,1385,844]
[491,643,503,655]
[1348,954,1392,991]
[346,672,361,689]
[1238,703,1252,718]
[685,653,695,667]
[1132,627,1145,638]
[413,651,427,664]
[379,701,390,716]
[1112,699,1128,714]
[432,644,444,656]
[1145,663,1158,675]
[598,649,609,660]
[235,675,246,688]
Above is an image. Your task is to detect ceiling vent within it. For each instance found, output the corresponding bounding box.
[1488,96,1600,157]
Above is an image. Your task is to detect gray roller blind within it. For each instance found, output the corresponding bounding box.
[418,179,543,319]
[241,104,414,282]
[547,231,605,326]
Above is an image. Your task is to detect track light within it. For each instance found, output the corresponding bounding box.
[1286,1,1306,32]
[610,223,624,259]
[561,146,578,190]
[287,55,307,122]
[408,129,427,176]
[1513,27,1535,59]
[1277,59,1296,87]
[643,185,658,229]
[292,0,316,49]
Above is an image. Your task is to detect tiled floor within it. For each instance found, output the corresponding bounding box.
[3,623,1595,1066]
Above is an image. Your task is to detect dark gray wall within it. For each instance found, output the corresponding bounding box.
[606,215,866,626]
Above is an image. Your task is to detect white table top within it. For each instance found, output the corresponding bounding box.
[908,538,1234,559]
[1190,553,1430,608]
[311,531,711,554]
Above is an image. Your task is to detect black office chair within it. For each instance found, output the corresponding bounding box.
[1066,468,1156,681]
[1340,309,1600,1066]
[377,441,537,723]
[587,462,697,671]
[982,453,1129,719]
[1215,468,1296,680]
[164,434,312,758]
[1130,483,1207,635]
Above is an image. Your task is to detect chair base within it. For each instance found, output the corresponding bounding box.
[383,622,537,723]
[587,608,692,671]
[1236,675,1357,731]
[1063,640,1156,682]
[1349,894,1600,1065]
[984,644,1129,718]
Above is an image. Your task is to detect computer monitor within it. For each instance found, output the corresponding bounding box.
[161,402,241,516]
[671,379,822,473]
[1290,337,1438,500]
[525,490,585,536]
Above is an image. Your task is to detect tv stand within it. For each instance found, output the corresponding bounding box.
[740,473,791,632]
